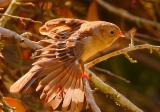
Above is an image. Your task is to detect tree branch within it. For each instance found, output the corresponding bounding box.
[83,77,101,112]
[85,44,160,68]
[86,69,143,112]
[14,2,35,7]
[92,67,130,83]
[0,0,40,27]
[0,0,22,27]
[0,13,42,24]
[96,0,160,30]
[0,27,42,50]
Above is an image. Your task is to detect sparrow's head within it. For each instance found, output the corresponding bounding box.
[102,22,124,37]
[93,21,125,46]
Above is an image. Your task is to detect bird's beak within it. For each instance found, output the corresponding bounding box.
[118,32,125,38]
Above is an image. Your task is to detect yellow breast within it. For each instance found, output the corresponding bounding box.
[80,36,106,62]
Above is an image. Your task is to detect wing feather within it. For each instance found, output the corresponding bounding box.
[61,70,77,111]
[10,18,87,111]
[46,65,73,103]
[10,65,42,93]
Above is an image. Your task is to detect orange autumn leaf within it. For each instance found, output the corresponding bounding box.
[86,0,99,21]
[0,97,26,112]
[55,7,74,18]
[0,0,11,8]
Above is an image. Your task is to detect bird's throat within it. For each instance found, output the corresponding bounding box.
[80,36,107,62]
[80,36,119,62]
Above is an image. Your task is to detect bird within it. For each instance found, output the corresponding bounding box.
[10,18,125,112]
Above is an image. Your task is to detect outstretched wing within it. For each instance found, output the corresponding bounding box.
[10,46,85,111]
[39,18,86,40]
[10,18,90,111]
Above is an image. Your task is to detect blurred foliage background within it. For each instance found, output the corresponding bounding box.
[0,0,160,112]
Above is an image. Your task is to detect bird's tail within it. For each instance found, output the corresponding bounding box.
[10,58,85,112]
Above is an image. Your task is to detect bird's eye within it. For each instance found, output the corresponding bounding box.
[110,31,114,34]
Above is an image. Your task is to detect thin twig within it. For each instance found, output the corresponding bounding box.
[92,67,130,83]
[0,13,42,24]
[85,44,160,68]
[0,0,23,27]
[83,78,101,112]
[14,2,35,7]
[96,0,160,30]
[124,52,138,63]
[135,33,160,43]
[0,27,42,50]
[86,69,143,112]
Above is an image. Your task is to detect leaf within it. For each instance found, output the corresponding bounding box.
[0,0,11,8]
[55,7,74,18]
[0,97,26,112]
[86,0,99,21]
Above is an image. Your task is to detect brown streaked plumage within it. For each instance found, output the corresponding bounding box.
[10,18,124,111]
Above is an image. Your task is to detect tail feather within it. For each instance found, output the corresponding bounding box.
[68,102,76,112]
[77,79,85,111]
[46,65,73,103]
[39,64,64,86]
[10,59,85,112]
[61,70,77,111]
[50,92,63,110]
[10,65,42,93]
[78,78,85,103]
[72,72,80,104]
[71,66,84,111]
[43,64,72,92]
